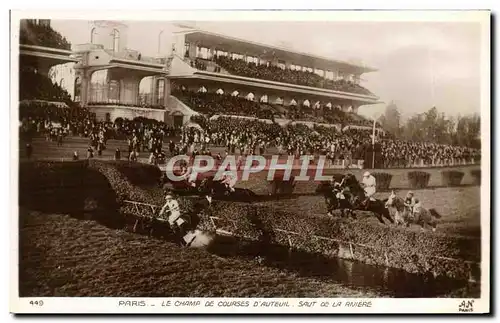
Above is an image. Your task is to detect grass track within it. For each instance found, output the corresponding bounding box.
[19,209,380,297]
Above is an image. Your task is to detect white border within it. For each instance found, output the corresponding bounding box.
[8,8,492,315]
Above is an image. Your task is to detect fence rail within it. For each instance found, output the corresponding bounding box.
[122,200,480,267]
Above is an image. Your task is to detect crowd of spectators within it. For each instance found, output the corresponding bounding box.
[380,140,480,168]
[190,59,208,71]
[213,56,374,96]
[19,102,181,162]
[173,90,278,120]
[174,89,374,127]
[179,116,481,167]
[19,72,481,169]
[19,101,481,167]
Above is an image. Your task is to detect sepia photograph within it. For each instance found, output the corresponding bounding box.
[11,9,490,314]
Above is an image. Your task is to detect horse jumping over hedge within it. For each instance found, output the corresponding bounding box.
[198,176,257,203]
[384,190,442,231]
[316,174,355,218]
[158,171,207,196]
[342,173,394,224]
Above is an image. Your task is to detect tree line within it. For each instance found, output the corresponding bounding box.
[378,102,481,149]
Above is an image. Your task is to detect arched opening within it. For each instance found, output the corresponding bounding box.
[91,27,97,44]
[260,95,268,103]
[156,78,165,105]
[216,88,224,95]
[74,77,82,102]
[172,111,185,128]
[196,47,211,59]
[347,106,353,113]
[90,70,109,102]
[290,99,297,106]
[108,80,120,103]
[231,90,239,97]
[139,76,153,105]
[303,99,310,107]
[197,86,207,93]
[326,102,332,110]
[112,29,120,52]
[246,92,255,101]
[275,97,284,105]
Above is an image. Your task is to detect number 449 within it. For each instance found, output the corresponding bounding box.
[29,300,44,306]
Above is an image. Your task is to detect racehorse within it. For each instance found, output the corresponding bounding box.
[315,176,355,218]
[384,190,441,231]
[198,176,257,203]
[268,175,296,197]
[342,173,394,224]
[158,171,210,196]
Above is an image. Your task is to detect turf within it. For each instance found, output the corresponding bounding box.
[252,186,481,238]
[19,209,380,297]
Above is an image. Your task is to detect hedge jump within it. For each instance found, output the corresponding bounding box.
[123,199,480,283]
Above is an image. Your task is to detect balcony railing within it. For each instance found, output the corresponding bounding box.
[72,43,104,53]
[106,49,166,65]
[87,102,166,110]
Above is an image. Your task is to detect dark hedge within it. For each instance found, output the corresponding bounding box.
[407,171,431,189]
[470,169,481,185]
[441,170,465,187]
[372,172,393,191]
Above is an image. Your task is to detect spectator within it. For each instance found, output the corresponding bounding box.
[114,148,121,161]
[87,146,94,159]
[25,143,32,159]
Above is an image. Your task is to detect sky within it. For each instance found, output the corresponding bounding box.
[51,19,483,120]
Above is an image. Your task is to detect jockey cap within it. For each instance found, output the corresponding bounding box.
[363,171,371,177]
[165,194,173,200]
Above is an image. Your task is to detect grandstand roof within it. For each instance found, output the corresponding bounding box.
[178,30,377,75]
[20,44,78,66]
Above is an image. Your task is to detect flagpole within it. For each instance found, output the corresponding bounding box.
[428,48,435,107]
[372,117,376,168]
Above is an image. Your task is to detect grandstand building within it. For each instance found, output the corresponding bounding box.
[37,21,382,130]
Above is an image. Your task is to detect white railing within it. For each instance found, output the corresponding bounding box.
[379,157,480,169]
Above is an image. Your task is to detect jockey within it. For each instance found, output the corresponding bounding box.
[412,197,422,220]
[404,191,416,213]
[361,171,377,208]
[159,193,186,229]
[221,170,237,193]
[330,176,346,200]
[179,165,197,188]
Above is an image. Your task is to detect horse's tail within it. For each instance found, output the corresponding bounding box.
[429,208,442,219]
